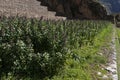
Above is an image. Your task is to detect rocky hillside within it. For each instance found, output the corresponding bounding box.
[38,0,109,19]
[0,0,65,20]
[0,0,114,20]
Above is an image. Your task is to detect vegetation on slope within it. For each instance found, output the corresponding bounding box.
[0,16,113,80]
[116,27,120,79]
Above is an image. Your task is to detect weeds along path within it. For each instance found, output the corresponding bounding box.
[111,26,118,80]
[102,25,118,80]
[116,27,120,80]
[106,25,118,80]
[0,0,65,20]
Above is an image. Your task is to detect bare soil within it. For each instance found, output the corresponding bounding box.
[0,0,65,20]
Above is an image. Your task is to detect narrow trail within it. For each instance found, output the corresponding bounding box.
[111,26,118,80]
[105,25,118,80]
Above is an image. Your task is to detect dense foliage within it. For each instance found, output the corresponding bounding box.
[0,16,111,79]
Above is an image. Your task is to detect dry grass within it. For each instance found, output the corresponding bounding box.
[0,0,65,20]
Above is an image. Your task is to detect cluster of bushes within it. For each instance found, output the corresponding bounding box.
[0,16,111,79]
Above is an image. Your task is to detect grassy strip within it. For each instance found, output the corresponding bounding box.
[52,24,113,80]
[115,27,120,80]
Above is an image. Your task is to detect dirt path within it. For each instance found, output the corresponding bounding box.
[0,0,65,20]
[109,26,118,80]
[105,25,118,80]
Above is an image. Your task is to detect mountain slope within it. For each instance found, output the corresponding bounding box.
[0,0,114,20]
[0,0,65,20]
[38,0,108,19]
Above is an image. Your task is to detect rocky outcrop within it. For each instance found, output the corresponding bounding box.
[38,0,109,19]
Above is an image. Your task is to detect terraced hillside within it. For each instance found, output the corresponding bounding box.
[0,0,65,20]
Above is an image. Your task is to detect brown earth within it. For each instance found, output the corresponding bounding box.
[0,0,66,20]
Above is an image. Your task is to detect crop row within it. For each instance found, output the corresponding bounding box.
[0,16,111,79]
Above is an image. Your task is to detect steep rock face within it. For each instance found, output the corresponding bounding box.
[39,0,108,19]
